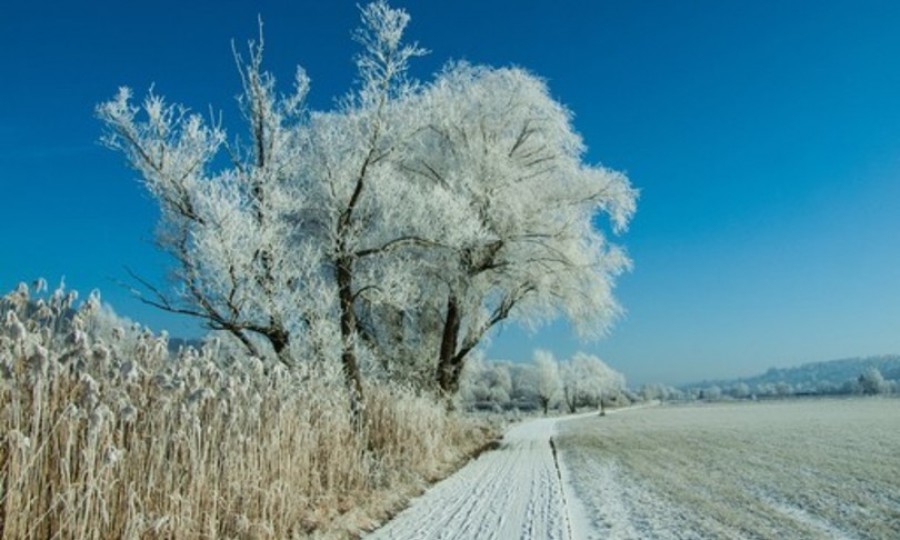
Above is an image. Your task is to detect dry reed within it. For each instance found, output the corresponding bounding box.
[0,283,492,539]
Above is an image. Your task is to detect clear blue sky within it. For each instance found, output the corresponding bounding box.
[3,1,899,385]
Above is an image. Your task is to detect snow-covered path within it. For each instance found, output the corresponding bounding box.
[366,415,589,540]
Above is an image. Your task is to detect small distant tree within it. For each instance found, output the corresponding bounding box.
[561,352,625,414]
[754,383,775,398]
[730,382,750,399]
[533,350,561,415]
[859,367,889,395]
[485,363,513,406]
[701,385,722,401]
[640,383,665,402]
[561,361,579,413]
[506,362,540,408]
[774,382,793,397]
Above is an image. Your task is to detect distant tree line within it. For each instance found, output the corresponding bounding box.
[459,350,630,414]
[646,366,898,403]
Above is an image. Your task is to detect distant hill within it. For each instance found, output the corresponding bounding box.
[683,355,900,394]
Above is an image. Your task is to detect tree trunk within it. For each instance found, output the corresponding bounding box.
[437,294,462,394]
[336,255,365,420]
[564,388,577,413]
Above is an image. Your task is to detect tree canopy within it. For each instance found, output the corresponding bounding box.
[98,1,636,407]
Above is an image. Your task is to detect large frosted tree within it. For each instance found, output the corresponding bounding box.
[98,3,433,410]
[98,1,636,407]
[402,64,636,394]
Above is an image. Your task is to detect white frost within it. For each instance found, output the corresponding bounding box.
[367,415,593,540]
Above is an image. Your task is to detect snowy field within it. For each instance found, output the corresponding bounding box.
[557,398,900,539]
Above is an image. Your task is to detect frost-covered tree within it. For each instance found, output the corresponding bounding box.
[97,30,313,371]
[730,382,751,399]
[98,3,428,409]
[858,367,889,395]
[533,350,561,415]
[458,355,513,410]
[701,385,723,401]
[409,65,636,395]
[506,362,539,407]
[774,382,793,397]
[640,383,667,402]
[561,352,625,413]
[665,386,685,401]
[98,1,635,407]
[754,383,775,398]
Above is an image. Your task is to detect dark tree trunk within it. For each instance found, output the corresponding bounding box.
[539,397,550,416]
[564,388,577,413]
[336,255,365,419]
[437,294,462,394]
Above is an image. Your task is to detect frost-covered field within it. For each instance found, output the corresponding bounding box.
[557,399,900,539]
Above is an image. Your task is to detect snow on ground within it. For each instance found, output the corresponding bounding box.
[368,399,900,539]
[556,457,712,540]
[556,399,900,540]
[366,414,592,540]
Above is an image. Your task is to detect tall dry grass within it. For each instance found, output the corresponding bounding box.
[0,282,493,539]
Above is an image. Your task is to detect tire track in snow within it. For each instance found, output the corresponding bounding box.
[548,436,575,540]
[366,416,585,540]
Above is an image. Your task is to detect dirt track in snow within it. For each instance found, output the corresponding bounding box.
[365,414,593,540]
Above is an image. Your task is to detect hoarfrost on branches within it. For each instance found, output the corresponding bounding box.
[97,1,636,404]
[561,353,625,414]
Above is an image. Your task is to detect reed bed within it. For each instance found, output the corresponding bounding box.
[0,282,491,539]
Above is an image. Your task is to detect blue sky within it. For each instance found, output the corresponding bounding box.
[2,1,899,385]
